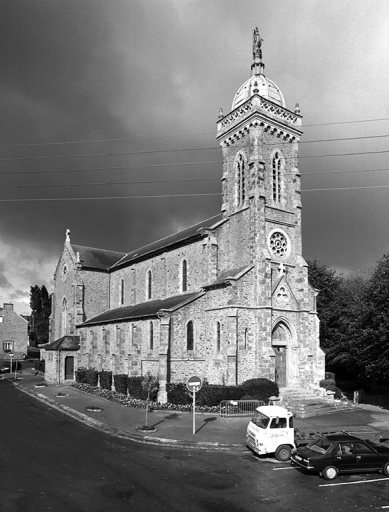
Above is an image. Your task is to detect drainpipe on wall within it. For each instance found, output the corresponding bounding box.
[57,348,61,387]
[235,312,239,386]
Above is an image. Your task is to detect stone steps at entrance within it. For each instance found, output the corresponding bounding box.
[279,387,357,419]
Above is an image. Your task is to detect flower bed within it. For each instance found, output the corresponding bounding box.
[71,382,221,414]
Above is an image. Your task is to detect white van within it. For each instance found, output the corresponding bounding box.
[246,405,295,461]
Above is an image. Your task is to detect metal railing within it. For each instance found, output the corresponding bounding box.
[220,399,265,417]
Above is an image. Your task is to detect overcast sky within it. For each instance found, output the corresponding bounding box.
[1,0,389,314]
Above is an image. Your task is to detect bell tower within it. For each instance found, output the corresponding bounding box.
[216,28,304,268]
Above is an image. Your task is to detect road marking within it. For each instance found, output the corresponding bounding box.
[381,506,389,509]
[319,477,389,487]
[273,467,295,471]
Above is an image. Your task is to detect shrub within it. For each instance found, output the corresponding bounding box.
[196,385,244,406]
[128,376,147,400]
[319,378,342,399]
[85,369,98,386]
[325,372,335,381]
[99,370,112,390]
[75,368,87,383]
[167,382,191,405]
[240,378,279,402]
[114,374,128,395]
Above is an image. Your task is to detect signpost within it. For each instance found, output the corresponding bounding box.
[8,352,16,379]
[186,376,202,435]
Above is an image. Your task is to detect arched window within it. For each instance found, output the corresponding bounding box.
[120,279,125,306]
[62,297,68,336]
[236,153,246,206]
[147,270,152,300]
[182,259,188,292]
[149,321,154,350]
[187,321,194,351]
[216,321,221,353]
[272,151,282,202]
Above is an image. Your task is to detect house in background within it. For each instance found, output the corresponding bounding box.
[0,303,29,361]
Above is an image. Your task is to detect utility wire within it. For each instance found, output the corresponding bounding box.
[0,193,223,202]
[1,116,389,148]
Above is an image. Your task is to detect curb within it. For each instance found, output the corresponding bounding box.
[9,380,246,452]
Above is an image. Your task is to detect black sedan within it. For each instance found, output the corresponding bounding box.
[291,433,389,480]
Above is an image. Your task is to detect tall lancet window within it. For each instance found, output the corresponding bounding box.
[236,153,246,206]
[272,151,282,203]
[147,270,152,300]
[182,259,188,292]
[120,279,125,306]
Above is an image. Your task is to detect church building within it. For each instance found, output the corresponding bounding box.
[45,29,325,400]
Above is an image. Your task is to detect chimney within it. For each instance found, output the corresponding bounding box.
[4,303,13,311]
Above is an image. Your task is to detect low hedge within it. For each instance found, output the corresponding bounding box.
[114,374,128,395]
[166,378,278,407]
[34,360,45,372]
[99,370,112,390]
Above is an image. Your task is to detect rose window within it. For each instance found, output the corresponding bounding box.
[269,231,288,258]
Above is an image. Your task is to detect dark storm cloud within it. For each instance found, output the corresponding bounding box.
[1,0,389,313]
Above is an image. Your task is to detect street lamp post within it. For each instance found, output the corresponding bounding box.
[7,351,15,378]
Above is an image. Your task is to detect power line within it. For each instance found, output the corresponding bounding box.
[0,178,220,190]
[302,185,389,192]
[0,161,223,176]
[1,116,389,148]
[0,193,223,202]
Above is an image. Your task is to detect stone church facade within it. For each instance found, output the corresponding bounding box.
[45,29,325,399]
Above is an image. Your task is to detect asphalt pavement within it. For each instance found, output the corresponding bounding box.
[2,368,389,452]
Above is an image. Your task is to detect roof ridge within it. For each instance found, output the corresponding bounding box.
[72,243,126,255]
[113,214,221,267]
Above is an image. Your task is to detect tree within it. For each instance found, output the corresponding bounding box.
[30,285,51,346]
[141,372,159,429]
[307,261,368,378]
[356,254,389,384]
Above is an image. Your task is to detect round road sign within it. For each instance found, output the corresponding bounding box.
[186,375,202,392]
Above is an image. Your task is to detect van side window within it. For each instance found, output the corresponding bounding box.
[289,416,293,428]
[270,417,287,429]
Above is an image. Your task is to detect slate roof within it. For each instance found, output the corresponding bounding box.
[72,244,126,270]
[203,265,252,289]
[44,335,80,351]
[78,292,203,327]
[111,214,223,269]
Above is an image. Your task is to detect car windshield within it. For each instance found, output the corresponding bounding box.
[306,437,333,454]
[251,411,270,429]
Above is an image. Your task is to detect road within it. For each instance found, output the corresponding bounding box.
[1,381,389,512]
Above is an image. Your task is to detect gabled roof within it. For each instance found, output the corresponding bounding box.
[111,214,223,269]
[72,244,126,270]
[203,265,252,290]
[44,335,80,351]
[78,292,203,327]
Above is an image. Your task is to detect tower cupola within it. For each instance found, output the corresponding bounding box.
[231,28,285,110]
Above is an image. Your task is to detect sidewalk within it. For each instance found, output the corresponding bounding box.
[2,369,389,452]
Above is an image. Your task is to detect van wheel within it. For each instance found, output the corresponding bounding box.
[383,462,389,476]
[275,445,291,461]
[322,466,338,480]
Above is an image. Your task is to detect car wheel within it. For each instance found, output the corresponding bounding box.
[323,466,338,480]
[383,462,389,476]
[275,445,292,461]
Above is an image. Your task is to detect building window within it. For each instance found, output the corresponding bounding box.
[149,321,154,350]
[187,321,194,351]
[272,151,282,202]
[182,259,188,292]
[120,279,125,306]
[216,322,221,353]
[62,297,68,336]
[147,270,152,300]
[3,341,13,352]
[0,317,3,323]
[236,153,246,206]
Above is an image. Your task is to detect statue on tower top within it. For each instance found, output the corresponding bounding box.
[253,27,263,59]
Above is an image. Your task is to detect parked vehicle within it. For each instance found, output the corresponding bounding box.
[291,433,389,480]
[246,405,295,461]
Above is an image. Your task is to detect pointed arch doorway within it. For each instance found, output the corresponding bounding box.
[272,322,292,387]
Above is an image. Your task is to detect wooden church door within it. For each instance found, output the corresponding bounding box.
[273,347,287,387]
[64,356,74,380]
